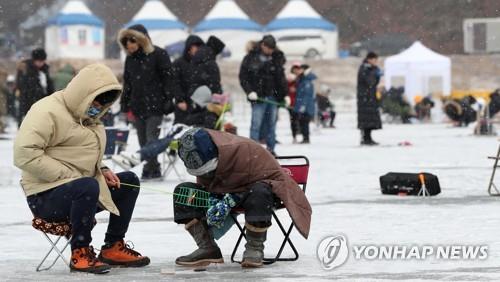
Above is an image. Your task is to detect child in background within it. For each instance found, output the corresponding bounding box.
[291,64,316,144]
[316,84,336,128]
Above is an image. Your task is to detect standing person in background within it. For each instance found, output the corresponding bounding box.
[357,52,382,146]
[189,36,225,96]
[0,69,7,133]
[291,64,316,144]
[52,63,76,91]
[16,48,54,127]
[287,69,300,143]
[172,35,225,126]
[239,35,289,156]
[4,75,17,119]
[172,35,205,124]
[118,24,175,180]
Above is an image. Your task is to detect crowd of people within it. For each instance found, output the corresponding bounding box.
[9,22,500,275]
[9,24,316,274]
[1,24,339,153]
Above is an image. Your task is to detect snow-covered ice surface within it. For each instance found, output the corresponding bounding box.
[1,108,500,281]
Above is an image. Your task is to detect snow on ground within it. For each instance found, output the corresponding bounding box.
[1,106,500,281]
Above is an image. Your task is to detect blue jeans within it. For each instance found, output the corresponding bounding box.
[139,136,174,161]
[250,98,278,152]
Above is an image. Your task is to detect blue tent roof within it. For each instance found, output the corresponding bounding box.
[266,17,336,31]
[126,19,187,30]
[47,13,104,27]
[194,18,262,32]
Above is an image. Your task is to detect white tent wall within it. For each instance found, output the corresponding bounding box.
[323,30,338,59]
[45,25,105,60]
[385,66,451,104]
[193,0,262,61]
[195,30,262,61]
[384,41,451,104]
[270,29,338,59]
[148,29,188,48]
[44,26,59,60]
[121,0,188,60]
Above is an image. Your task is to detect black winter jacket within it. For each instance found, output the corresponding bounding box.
[16,59,54,117]
[239,48,288,103]
[172,35,225,124]
[119,25,175,119]
[172,35,204,105]
[357,61,382,130]
[190,36,224,95]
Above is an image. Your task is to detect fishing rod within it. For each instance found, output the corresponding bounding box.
[121,182,210,208]
[257,97,293,110]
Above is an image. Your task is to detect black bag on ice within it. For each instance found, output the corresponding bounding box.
[379,172,441,196]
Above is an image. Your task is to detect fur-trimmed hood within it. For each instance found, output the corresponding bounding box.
[117,24,154,55]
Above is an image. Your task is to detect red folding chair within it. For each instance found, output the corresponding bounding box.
[230,155,310,265]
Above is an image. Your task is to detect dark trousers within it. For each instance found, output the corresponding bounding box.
[134,115,163,176]
[27,172,140,250]
[298,113,311,141]
[288,110,300,139]
[173,182,274,227]
[319,110,336,127]
[361,129,373,142]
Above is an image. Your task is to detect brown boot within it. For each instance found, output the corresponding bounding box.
[98,240,150,267]
[175,219,224,266]
[70,246,110,274]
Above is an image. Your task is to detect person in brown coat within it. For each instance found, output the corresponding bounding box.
[173,128,311,268]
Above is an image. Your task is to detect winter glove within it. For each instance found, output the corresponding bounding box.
[247,92,258,101]
[284,96,291,107]
[206,194,239,228]
[167,124,192,140]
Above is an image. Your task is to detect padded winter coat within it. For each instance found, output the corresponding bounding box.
[118,24,175,119]
[14,64,123,215]
[16,59,55,117]
[172,35,225,124]
[190,36,224,95]
[294,69,317,117]
[239,47,288,103]
[197,130,312,239]
[357,61,382,130]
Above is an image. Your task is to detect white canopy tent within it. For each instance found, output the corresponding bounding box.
[384,41,452,104]
[126,0,188,48]
[266,0,338,59]
[45,0,105,59]
[193,0,262,61]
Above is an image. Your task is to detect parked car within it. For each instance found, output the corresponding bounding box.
[277,35,326,59]
[349,33,413,57]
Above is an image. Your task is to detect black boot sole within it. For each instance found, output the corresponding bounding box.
[175,258,224,266]
[98,256,151,268]
[70,265,111,274]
